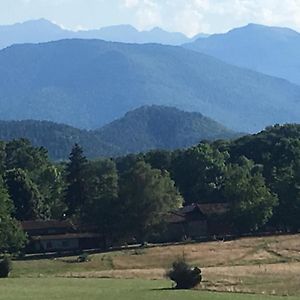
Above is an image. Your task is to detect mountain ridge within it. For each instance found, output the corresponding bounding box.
[184,23,300,85]
[0,38,299,132]
[0,19,199,48]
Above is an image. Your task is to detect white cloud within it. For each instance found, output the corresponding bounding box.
[172,3,208,36]
[120,0,300,35]
[120,0,163,29]
[123,0,139,8]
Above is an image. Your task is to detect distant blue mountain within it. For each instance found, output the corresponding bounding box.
[76,25,190,45]
[190,33,210,41]
[0,19,193,48]
[0,39,299,132]
[184,23,300,85]
[0,19,72,49]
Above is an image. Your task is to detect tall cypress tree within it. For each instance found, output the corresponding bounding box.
[65,144,88,216]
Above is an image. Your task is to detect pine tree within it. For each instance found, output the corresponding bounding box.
[65,144,88,216]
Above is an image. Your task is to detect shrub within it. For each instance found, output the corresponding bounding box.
[0,256,12,278]
[167,258,202,289]
[77,253,90,263]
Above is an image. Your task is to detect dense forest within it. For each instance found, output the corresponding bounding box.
[0,106,238,160]
[1,124,300,253]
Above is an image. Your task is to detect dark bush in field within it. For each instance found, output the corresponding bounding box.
[0,256,12,278]
[77,253,90,263]
[167,258,202,289]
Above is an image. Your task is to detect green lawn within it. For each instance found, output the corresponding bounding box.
[0,278,297,300]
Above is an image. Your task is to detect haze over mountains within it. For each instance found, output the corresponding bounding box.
[0,106,238,160]
[185,23,300,85]
[0,38,300,132]
[0,19,197,49]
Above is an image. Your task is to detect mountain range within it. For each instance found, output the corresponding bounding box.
[2,20,299,86]
[0,19,201,49]
[0,38,299,132]
[184,23,300,85]
[0,106,238,160]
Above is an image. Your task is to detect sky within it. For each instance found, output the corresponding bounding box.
[1,0,300,36]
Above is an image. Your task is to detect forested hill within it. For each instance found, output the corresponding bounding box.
[0,39,300,132]
[0,106,238,160]
[96,105,239,153]
[0,120,119,160]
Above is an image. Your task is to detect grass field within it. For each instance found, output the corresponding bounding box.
[0,278,298,300]
[3,234,300,299]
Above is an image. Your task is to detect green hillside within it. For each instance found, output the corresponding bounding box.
[0,106,238,160]
[97,105,238,154]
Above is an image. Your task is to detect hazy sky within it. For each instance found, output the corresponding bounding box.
[2,0,300,36]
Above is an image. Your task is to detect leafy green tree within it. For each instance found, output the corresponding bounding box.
[271,162,300,231]
[226,125,300,231]
[172,143,228,204]
[5,139,49,174]
[115,153,144,175]
[224,157,278,232]
[3,139,60,218]
[144,150,173,171]
[0,177,26,253]
[37,164,66,219]
[0,141,6,174]
[82,159,119,247]
[119,161,183,242]
[5,169,46,220]
[65,144,88,216]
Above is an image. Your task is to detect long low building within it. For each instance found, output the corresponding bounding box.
[21,203,231,253]
[164,203,231,241]
[21,220,103,253]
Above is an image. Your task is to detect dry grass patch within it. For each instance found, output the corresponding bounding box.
[202,262,300,296]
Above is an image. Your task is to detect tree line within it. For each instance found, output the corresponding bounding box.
[1,124,300,253]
